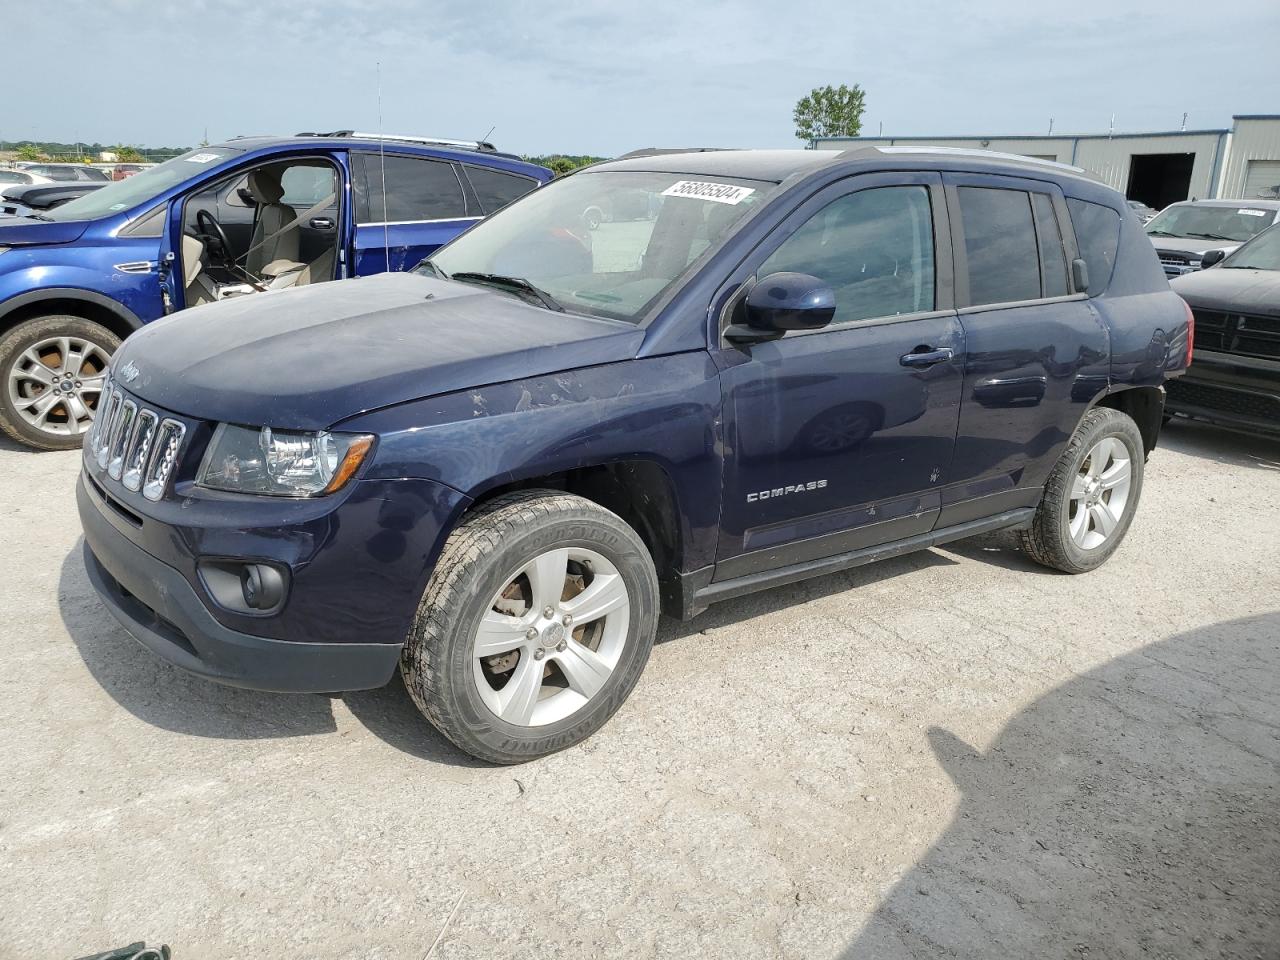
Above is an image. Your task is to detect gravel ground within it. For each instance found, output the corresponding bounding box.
[0,418,1277,959]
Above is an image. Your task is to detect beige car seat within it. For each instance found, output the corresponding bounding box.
[244,167,300,276]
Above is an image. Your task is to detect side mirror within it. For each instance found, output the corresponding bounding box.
[726,272,836,344]
[1200,248,1226,269]
[236,187,256,206]
[1071,258,1090,293]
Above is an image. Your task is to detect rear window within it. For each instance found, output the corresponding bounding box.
[1066,198,1121,296]
[354,154,468,223]
[465,165,539,214]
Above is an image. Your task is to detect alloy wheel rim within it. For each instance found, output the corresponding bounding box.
[7,336,111,437]
[1068,436,1132,550]
[472,546,630,728]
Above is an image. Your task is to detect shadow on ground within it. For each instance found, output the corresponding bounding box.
[1161,417,1280,472]
[842,612,1280,959]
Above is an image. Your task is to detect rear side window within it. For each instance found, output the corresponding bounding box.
[1031,193,1069,298]
[759,185,936,324]
[465,165,538,213]
[1066,198,1121,296]
[354,154,467,223]
[958,186,1040,305]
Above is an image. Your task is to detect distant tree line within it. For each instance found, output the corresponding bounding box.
[0,140,191,163]
[523,154,607,176]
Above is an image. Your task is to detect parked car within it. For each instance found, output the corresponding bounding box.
[1145,198,1280,276]
[1166,224,1280,436]
[1126,199,1158,224]
[112,163,154,181]
[0,133,552,449]
[18,163,112,183]
[1,181,104,218]
[76,147,1190,763]
[0,168,54,190]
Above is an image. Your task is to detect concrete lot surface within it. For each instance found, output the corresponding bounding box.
[1,420,1277,958]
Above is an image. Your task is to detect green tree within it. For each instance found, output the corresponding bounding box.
[112,145,146,162]
[15,144,45,162]
[793,84,867,143]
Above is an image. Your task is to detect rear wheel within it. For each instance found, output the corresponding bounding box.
[1020,407,1145,573]
[0,315,118,451]
[401,490,659,764]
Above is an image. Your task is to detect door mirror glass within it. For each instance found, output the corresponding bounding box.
[1200,248,1226,269]
[744,272,836,333]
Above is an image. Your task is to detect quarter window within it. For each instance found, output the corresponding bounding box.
[465,165,539,213]
[1066,198,1121,296]
[354,154,467,223]
[958,186,1041,305]
[759,185,936,324]
[1031,193,1069,298]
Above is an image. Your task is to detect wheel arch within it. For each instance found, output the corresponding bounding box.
[0,289,143,343]
[466,458,686,590]
[1093,385,1166,458]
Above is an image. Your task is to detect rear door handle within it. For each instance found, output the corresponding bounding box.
[310,217,334,230]
[900,346,955,368]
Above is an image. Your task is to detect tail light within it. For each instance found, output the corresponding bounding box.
[1181,297,1195,367]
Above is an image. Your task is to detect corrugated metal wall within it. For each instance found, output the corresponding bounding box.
[1073,134,1223,198]
[1219,118,1280,199]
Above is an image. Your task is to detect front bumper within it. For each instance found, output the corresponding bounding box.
[1164,349,1280,437]
[79,474,404,691]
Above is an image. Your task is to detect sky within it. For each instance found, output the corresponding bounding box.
[7,0,1280,157]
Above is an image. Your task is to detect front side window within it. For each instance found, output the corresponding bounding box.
[1066,198,1122,296]
[1223,224,1280,271]
[427,170,775,323]
[466,165,539,213]
[354,154,467,223]
[759,185,936,324]
[1145,203,1276,244]
[958,186,1041,305]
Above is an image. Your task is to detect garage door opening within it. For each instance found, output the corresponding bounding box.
[1126,153,1195,210]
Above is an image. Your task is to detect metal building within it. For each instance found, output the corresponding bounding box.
[814,115,1280,208]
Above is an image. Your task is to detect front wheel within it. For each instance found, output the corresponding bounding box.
[1020,407,1145,573]
[401,490,659,764]
[0,315,119,451]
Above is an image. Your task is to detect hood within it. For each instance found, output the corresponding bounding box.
[1170,267,1280,317]
[115,272,647,430]
[1147,234,1241,258]
[1,182,103,210]
[0,216,91,246]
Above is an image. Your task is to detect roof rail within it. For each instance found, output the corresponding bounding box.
[614,147,728,160]
[861,145,1090,175]
[295,131,499,153]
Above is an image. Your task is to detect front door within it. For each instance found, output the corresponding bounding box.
[714,172,965,581]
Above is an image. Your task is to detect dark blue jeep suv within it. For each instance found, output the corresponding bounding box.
[77,147,1191,763]
[0,133,551,449]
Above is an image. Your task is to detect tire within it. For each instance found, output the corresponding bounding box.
[1020,407,1145,574]
[0,315,120,451]
[401,490,659,764]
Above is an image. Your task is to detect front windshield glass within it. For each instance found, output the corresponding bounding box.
[1223,224,1280,271]
[425,170,776,322]
[42,147,242,222]
[1145,204,1276,243]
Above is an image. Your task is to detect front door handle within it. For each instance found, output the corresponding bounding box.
[900,346,954,368]
[310,217,334,230]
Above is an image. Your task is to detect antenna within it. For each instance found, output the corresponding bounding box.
[377,60,390,274]
[480,125,496,144]
[1048,117,1054,136]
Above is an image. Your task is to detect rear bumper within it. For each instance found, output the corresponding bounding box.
[1165,349,1280,436]
[79,472,405,692]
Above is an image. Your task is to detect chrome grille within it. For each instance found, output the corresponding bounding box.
[88,376,186,502]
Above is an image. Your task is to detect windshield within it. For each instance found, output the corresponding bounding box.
[1145,204,1276,243]
[1223,224,1280,271]
[41,147,242,222]
[425,170,776,322]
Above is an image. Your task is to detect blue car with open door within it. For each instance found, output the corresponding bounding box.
[0,132,552,450]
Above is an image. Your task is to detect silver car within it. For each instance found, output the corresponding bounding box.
[1145,198,1280,276]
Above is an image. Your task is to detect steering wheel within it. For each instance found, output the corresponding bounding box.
[195,209,235,267]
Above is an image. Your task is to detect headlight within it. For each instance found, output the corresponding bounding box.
[196,424,374,497]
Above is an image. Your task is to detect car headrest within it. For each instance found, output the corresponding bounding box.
[247,167,285,204]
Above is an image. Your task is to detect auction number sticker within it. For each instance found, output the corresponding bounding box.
[1238,208,1267,216]
[185,152,220,163]
[661,180,755,205]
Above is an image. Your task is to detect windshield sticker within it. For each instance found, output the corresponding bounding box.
[185,152,220,163]
[661,180,755,205]
[109,203,127,210]
[1238,208,1267,216]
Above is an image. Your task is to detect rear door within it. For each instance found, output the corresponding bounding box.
[714,171,965,580]
[940,172,1109,525]
[350,152,478,273]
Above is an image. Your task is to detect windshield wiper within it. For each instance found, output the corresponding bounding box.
[448,272,565,312]
[1184,232,1236,241]
[1145,229,1180,237]
[24,212,53,221]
